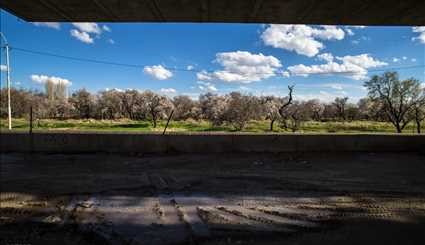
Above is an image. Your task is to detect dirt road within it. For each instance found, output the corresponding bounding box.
[1,152,425,244]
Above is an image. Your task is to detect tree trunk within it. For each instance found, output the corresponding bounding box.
[416,119,421,134]
[151,110,157,128]
[396,123,402,133]
[270,119,275,131]
[152,117,157,128]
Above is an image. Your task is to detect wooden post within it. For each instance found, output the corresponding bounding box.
[162,110,174,135]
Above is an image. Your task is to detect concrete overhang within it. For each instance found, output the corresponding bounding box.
[1,0,424,25]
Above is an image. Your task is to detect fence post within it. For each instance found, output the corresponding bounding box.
[163,110,174,135]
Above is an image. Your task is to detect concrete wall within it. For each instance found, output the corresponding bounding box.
[1,132,424,154]
[2,0,425,26]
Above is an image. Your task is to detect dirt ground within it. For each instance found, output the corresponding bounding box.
[1,152,425,245]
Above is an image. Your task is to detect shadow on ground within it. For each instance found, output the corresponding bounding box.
[1,152,425,244]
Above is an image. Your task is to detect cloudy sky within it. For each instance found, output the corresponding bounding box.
[1,10,424,102]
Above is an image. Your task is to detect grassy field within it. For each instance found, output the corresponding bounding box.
[1,118,423,134]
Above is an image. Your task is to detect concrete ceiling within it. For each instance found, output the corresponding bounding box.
[1,0,424,25]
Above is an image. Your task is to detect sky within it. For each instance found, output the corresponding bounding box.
[1,10,424,102]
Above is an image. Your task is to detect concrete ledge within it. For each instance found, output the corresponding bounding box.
[1,132,424,153]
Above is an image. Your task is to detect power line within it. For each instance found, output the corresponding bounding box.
[5,46,425,77]
[9,46,195,72]
[11,47,143,69]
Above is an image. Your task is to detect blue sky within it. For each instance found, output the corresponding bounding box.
[1,10,424,102]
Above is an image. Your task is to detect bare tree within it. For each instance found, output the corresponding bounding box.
[189,101,202,120]
[69,89,93,119]
[173,95,196,120]
[333,97,349,121]
[262,96,283,131]
[28,92,50,121]
[223,92,261,131]
[357,98,372,120]
[0,88,32,118]
[345,104,360,121]
[306,99,324,121]
[279,101,310,132]
[47,99,72,120]
[412,102,425,134]
[98,89,123,120]
[45,79,68,101]
[365,72,425,133]
[199,93,227,126]
[45,80,55,101]
[3,77,424,134]
[120,89,140,120]
[357,98,387,121]
[142,91,173,128]
[278,85,294,118]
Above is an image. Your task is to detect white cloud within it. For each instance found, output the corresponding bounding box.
[317,53,334,62]
[32,22,60,30]
[143,65,173,80]
[70,29,94,44]
[392,57,399,62]
[296,90,359,103]
[197,81,218,92]
[412,26,425,44]
[72,23,102,34]
[345,28,354,36]
[102,25,111,32]
[261,25,345,57]
[351,35,371,45]
[297,82,365,91]
[187,65,194,71]
[182,92,201,100]
[105,88,124,92]
[311,26,345,40]
[351,26,366,29]
[0,65,7,72]
[413,26,425,32]
[361,36,371,41]
[196,70,213,81]
[70,23,107,44]
[30,74,72,86]
[288,54,387,80]
[402,56,407,60]
[323,83,343,90]
[280,71,290,78]
[108,38,115,44]
[411,58,417,62]
[160,88,177,93]
[196,51,282,83]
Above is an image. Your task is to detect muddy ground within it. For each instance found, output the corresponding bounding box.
[1,152,425,245]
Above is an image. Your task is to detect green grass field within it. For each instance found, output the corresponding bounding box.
[1,118,423,134]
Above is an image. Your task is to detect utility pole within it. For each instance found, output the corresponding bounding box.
[0,32,12,130]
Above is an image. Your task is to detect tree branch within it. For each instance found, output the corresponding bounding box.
[278,85,294,118]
